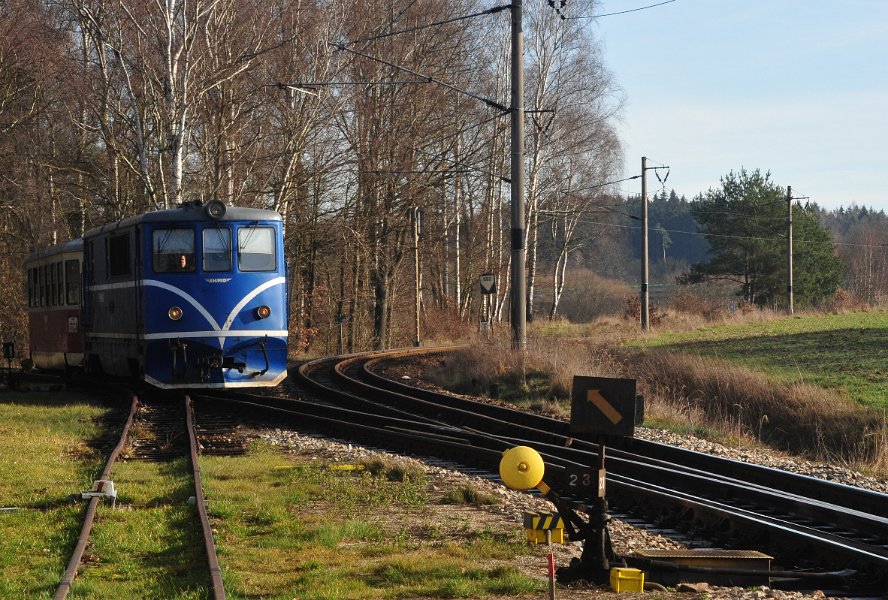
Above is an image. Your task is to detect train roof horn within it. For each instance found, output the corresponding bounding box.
[204,199,227,220]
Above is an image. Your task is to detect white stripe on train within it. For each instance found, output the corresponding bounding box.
[87,277,286,348]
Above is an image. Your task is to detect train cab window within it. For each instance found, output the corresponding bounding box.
[153,228,195,273]
[237,226,276,272]
[108,233,131,277]
[202,228,231,272]
[65,259,81,305]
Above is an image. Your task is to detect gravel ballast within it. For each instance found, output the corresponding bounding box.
[253,424,882,599]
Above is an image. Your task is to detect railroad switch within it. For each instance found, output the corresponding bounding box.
[559,443,622,585]
[500,444,624,586]
[500,445,621,585]
[81,479,117,507]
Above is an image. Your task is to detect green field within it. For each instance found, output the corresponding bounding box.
[637,311,888,410]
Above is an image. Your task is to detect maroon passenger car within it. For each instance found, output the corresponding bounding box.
[24,238,84,370]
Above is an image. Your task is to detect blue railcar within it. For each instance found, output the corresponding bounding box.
[81,200,288,388]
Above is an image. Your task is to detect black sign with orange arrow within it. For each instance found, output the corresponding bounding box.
[570,376,638,437]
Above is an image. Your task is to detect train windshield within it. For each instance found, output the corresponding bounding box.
[203,227,231,272]
[238,226,276,271]
[153,228,195,273]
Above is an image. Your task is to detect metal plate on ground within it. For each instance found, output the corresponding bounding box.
[636,549,772,561]
[633,549,772,587]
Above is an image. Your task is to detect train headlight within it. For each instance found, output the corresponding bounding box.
[255,305,271,319]
[168,306,184,321]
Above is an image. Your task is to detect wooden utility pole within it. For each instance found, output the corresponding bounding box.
[412,207,422,347]
[786,186,794,315]
[640,156,649,331]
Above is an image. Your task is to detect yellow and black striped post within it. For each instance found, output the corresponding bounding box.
[523,511,565,544]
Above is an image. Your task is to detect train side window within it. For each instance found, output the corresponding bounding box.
[65,259,81,305]
[109,233,131,277]
[202,227,231,272]
[38,265,46,307]
[57,262,65,305]
[237,226,276,272]
[50,263,57,306]
[27,268,34,307]
[153,228,195,273]
[52,262,59,306]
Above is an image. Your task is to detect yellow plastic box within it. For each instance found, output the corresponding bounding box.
[610,567,644,592]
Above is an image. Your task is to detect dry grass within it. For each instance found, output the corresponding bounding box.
[435,322,888,477]
[430,328,630,401]
[632,349,888,468]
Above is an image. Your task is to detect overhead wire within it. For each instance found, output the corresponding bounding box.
[352,5,511,44]
[566,0,678,20]
[329,41,508,111]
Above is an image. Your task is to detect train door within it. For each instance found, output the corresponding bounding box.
[133,226,144,379]
[108,227,140,378]
[82,240,94,329]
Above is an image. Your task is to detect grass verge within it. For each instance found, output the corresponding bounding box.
[2,392,550,599]
[0,392,109,598]
[202,443,545,599]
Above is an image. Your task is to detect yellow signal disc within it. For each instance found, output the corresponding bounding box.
[499,446,545,491]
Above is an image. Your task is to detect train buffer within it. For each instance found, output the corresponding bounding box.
[81,479,117,507]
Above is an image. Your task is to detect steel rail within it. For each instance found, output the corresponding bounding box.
[54,395,139,600]
[203,383,888,591]
[605,473,888,565]
[190,393,508,471]
[185,396,226,600]
[359,349,888,516]
[294,349,888,590]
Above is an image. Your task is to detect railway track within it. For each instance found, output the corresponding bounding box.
[53,392,226,600]
[240,347,886,595]
[38,347,887,595]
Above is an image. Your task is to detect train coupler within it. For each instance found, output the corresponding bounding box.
[222,356,246,373]
[198,354,246,373]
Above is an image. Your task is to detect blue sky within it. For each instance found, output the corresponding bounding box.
[593,0,888,211]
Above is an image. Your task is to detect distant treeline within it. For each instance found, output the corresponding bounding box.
[553,189,888,307]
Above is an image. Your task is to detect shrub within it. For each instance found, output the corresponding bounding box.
[623,295,663,327]
[670,290,727,322]
[826,288,867,313]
